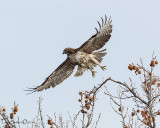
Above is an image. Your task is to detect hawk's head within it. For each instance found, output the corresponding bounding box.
[63,48,76,55]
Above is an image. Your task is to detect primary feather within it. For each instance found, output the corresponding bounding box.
[76,16,112,53]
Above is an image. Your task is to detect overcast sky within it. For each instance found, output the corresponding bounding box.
[0,0,160,127]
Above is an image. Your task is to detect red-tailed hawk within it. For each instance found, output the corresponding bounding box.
[28,15,112,93]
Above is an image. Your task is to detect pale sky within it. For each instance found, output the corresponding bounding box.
[0,0,160,127]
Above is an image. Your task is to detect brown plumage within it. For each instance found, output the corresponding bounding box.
[27,15,112,93]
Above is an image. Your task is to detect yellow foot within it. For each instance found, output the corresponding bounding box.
[101,66,106,71]
[92,71,96,77]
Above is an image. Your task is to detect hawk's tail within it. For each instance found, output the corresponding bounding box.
[74,66,87,77]
[92,49,107,63]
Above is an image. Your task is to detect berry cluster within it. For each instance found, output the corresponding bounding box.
[0,103,18,128]
[141,110,155,126]
[0,107,8,128]
[128,64,141,75]
[150,60,158,67]
[78,91,96,114]
[10,105,18,119]
[118,105,159,128]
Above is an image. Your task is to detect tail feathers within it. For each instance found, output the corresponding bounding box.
[92,49,107,63]
[74,66,86,77]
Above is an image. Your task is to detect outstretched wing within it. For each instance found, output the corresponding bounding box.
[76,16,112,53]
[27,59,75,93]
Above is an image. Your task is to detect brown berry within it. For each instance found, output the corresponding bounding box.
[14,111,16,115]
[85,103,89,108]
[137,109,140,113]
[152,63,156,67]
[152,81,156,85]
[89,97,93,101]
[157,83,160,87]
[50,126,54,128]
[85,100,88,103]
[158,111,160,115]
[131,112,135,116]
[84,111,87,114]
[146,121,150,125]
[5,124,8,128]
[118,107,121,112]
[14,106,18,112]
[81,109,84,113]
[48,119,53,125]
[149,72,152,76]
[152,117,155,121]
[10,113,14,119]
[124,126,128,128]
[86,105,90,110]
[155,61,158,64]
[138,70,141,74]
[133,66,136,70]
[145,111,148,114]
[3,108,6,112]
[85,95,89,99]
[128,64,133,70]
[79,92,82,95]
[78,99,81,102]
[136,67,139,71]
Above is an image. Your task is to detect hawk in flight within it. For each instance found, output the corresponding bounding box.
[28,15,112,93]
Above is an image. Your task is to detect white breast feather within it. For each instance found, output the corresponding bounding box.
[69,52,89,63]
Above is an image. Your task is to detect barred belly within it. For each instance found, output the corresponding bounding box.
[68,52,90,68]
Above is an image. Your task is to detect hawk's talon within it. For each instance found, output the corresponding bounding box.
[101,66,106,71]
[92,71,96,77]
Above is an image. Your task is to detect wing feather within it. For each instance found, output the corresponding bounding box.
[76,16,112,53]
[28,59,75,93]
